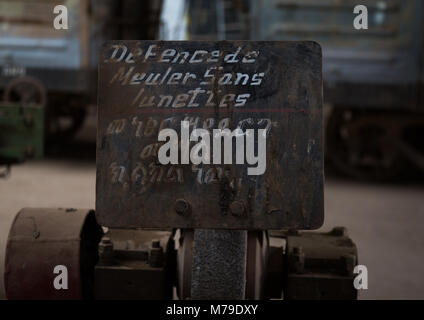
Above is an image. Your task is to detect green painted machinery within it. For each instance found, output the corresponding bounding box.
[0,103,44,176]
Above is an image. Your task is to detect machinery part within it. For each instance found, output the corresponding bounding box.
[175,229,194,300]
[175,228,358,300]
[326,109,424,181]
[176,229,266,300]
[263,232,285,299]
[4,208,103,300]
[245,231,268,299]
[191,229,247,299]
[0,103,44,165]
[94,229,174,300]
[280,227,358,300]
[98,237,114,265]
[3,77,86,143]
[3,76,47,108]
[149,240,165,268]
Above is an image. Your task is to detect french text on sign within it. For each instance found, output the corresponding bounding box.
[97,41,323,230]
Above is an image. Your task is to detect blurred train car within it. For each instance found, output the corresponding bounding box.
[252,0,424,180]
[0,0,162,141]
[184,0,424,180]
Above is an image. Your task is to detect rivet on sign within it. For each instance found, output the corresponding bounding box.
[175,199,190,215]
[229,200,246,217]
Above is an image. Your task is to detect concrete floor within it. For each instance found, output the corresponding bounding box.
[322,177,424,299]
[1,123,423,299]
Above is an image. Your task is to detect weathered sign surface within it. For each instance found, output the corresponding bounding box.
[97,41,323,230]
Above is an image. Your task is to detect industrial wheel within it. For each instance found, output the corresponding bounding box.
[3,76,47,107]
[326,109,405,181]
[5,208,103,300]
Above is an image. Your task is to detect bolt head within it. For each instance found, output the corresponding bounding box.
[175,199,190,215]
[229,200,246,216]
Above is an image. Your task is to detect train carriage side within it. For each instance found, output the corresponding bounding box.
[251,0,424,179]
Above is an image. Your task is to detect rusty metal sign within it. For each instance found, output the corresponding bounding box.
[97,41,323,230]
